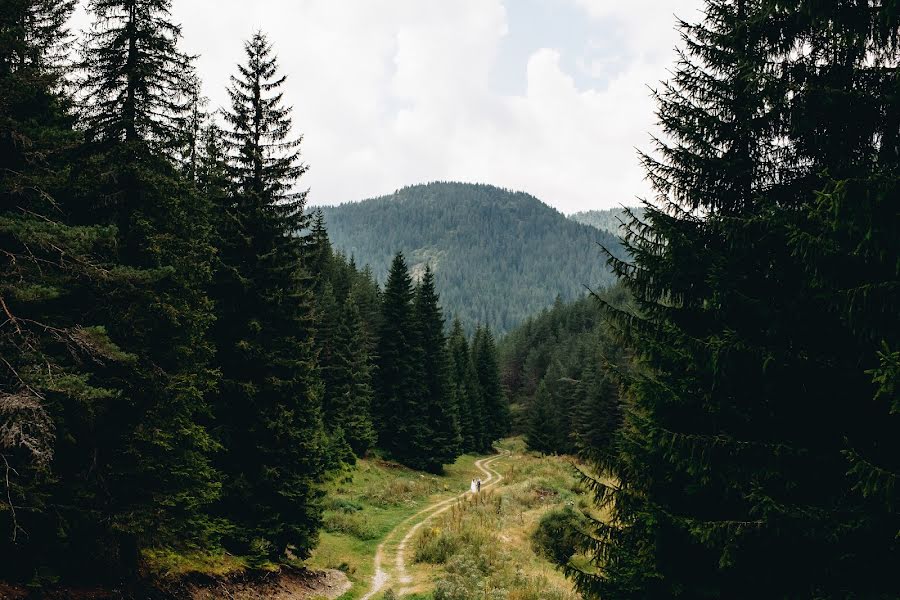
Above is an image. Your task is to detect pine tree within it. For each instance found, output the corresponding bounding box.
[472,325,507,450]
[575,2,900,598]
[308,209,333,290]
[373,252,426,463]
[0,0,130,580]
[327,294,377,457]
[525,382,555,455]
[543,360,578,455]
[573,359,621,459]
[414,266,462,471]
[212,31,325,561]
[447,318,481,452]
[74,0,220,570]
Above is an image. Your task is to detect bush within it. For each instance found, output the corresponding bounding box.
[413,526,461,564]
[530,507,587,566]
[322,511,378,540]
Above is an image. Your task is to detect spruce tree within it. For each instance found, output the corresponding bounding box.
[327,294,378,456]
[308,209,333,290]
[374,252,426,463]
[212,31,325,561]
[74,0,220,569]
[447,318,481,452]
[575,2,900,598]
[472,325,507,449]
[0,0,131,580]
[526,382,555,455]
[414,266,462,471]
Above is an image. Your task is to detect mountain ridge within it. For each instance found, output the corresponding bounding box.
[320,181,621,334]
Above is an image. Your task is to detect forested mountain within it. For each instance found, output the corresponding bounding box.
[320,182,623,334]
[568,206,644,237]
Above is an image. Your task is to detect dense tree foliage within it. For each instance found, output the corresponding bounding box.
[210,31,324,561]
[322,182,624,334]
[499,289,628,457]
[0,7,507,588]
[572,2,900,599]
[73,0,221,573]
[0,0,126,580]
[568,206,643,238]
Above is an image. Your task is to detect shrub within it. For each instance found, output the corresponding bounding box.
[530,506,587,566]
[413,526,461,564]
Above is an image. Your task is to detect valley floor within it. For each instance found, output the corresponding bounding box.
[0,439,587,600]
[308,437,588,600]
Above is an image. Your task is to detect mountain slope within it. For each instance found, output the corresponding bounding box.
[568,207,644,237]
[320,182,621,334]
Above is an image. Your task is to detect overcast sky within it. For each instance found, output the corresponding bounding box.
[70,0,704,214]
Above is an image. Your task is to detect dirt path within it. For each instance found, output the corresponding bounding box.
[359,452,507,600]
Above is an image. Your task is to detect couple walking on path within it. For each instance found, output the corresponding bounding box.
[470,477,482,494]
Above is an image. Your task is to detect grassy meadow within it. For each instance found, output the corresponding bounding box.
[308,438,594,600]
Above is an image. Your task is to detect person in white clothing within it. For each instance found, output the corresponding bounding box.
[470,478,477,494]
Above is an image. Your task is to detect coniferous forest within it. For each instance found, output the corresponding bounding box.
[1,0,505,587]
[2,1,899,599]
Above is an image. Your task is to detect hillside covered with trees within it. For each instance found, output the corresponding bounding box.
[320,182,623,334]
[567,206,644,237]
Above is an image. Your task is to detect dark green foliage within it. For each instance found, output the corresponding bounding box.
[210,31,325,561]
[573,2,900,599]
[471,325,508,447]
[447,319,483,453]
[0,0,127,580]
[372,254,493,471]
[531,506,588,566]
[414,266,462,471]
[73,0,222,570]
[321,182,624,334]
[500,289,628,457]
[373,253,427,463]
[324,293,378,457]
[525,383,556,455]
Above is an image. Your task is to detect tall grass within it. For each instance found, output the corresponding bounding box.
[411,443,584,600]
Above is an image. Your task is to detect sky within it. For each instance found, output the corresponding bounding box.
[70,0,705,214]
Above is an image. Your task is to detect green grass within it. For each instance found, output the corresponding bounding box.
[307,452,484,597]
[405,437,588,600]
[141,439,594,600]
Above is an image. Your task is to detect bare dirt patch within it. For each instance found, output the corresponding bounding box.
[1,568,350,600]
[183,568,351,600]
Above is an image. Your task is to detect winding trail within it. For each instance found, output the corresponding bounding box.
[359,451,507,600]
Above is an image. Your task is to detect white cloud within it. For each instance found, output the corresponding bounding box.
[69,0,705,213]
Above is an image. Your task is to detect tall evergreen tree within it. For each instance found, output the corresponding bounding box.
[374,252,426,463]
[327,294,377,457]
[74,0,220,570]
[211,31,325,561]
[472,325,507,450]
[447,318,482,452]
[574,2,900,598]
[414,266,462,471]
[525,382,556,455]
[0,0,130,580]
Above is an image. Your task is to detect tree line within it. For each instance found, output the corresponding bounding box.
[532,2,898,599]
[498,290,627,458]
[0,0,506,587]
